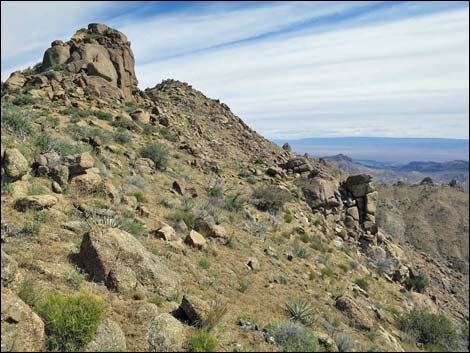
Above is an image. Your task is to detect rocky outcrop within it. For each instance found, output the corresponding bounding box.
[78,225,179,296]
[1,250,19,288]
[1,288,45,352]
[343,174,378,234]
[180,294,210,325]
[302,176,340,209]
[283,157,313,175]
[335,294,374,331]
[14,195,58,211]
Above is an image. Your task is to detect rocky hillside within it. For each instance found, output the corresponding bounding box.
[376,183,469,275]
[1,24,469,352]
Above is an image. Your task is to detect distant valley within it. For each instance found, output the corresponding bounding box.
[274,137,469,190]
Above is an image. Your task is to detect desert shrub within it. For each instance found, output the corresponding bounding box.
[159,127,177,142]
[188,330,217,352]
[63,268,87,289]
[34,132,89,156]
[403,274,429,293]
[150,295,164,307]
[252,185,292,213]
[284,209,293,223]
[284,297,314,326]
[120,219,146,236]
[224,193,245,212]
[208,187,223,198]
[266,321,318,352]
[1,181,12,194]
[293,243,309,259]
[110,119,135,129]
[354,277,369,292]
[199,258,211,269]
[133,191,147,203]
[92,110,113,121]
[12,93,37,106]
[238,279,250,293]
[399,309,457,348]
[18,277,41,306]
[127,175,148,190]
[198,300,228,331]
[35,291,105,351]
[113,128,132,144]
[23,221,41,234]
[65,125,112,145]
[169,210,195,230]
[61,107,93,121]
[321,266,335,279]
[334,331,358,352]
[253,157,265,165]
[1,104,35,138]
[140,143,169,170]
[27,184,48,196]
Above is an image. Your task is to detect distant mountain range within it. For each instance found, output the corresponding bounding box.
[272,137,469,163]
[324,153,469,190]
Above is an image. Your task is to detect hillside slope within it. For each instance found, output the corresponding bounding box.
[1,23,468,352]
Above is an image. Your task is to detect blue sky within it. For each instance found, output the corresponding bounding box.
[1,1,469,139]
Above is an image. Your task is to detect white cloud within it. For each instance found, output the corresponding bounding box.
[1,1,468,139]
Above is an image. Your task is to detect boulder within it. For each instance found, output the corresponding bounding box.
[365,191,378,215]
[1,288,45,352]
[85,318,126,352]
[153,225,176,241]
[2,148,29,181]
[131,109,150,124]
[303,177,339,209]
[4,71,26,90]
[266,166,287,179]
[71,170,102,193]
[42,41,70,69]
[14,195,57,211]
[185,230,206,249]
[68,152,95,177]
[335,295,374,331]
[282,143,292,152]
[180,294,210,325]
[136,303,160,322]
[147,313,186,352]
[78,225,179,296]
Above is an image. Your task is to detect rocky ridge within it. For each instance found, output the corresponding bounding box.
[1,23,468,352]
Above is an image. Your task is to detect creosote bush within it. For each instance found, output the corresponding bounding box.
[188,330,217,352]
[252,185,292,213]
[35,291,105,352]
[140,143,169,170]
[403,274,429,293]
[266,321,318,352]
[399,309,457,349]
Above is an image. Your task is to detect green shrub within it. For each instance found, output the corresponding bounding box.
[1,104,35,138]
[199,258,211,269]
[23,221,42,234]
[284,297,314,326]
[170,210,195,230]
[120,219,146,236]
[188,330,217,352]
[12,94,37,106]
[284,210,293,223]
[1,181,12,194]
[321,267,334,279]
[253,157,265,165]
[354,277,369,292]
[92,110,113,121]
[150,295,164,307]
[34,132,89,156]
[299,232,310,243]
[63,268,87,289]
[238,280,250,293]
[134,191,147,203]
[65,125,112,144]
[252,185,292,213]
[61,107,93,121]
[293,243,309,259]
[84,33,103,42]
[140,143,169,170]
[208,187,223,198]
[399,309,457,348]
[111,119,135,129]
[198,300,228,331]
[35,291,105,351]
[403,274,429,293]
[18,277,40,306]
[266,321,318,352]
[113,129,132,144]
[224,193,245,212]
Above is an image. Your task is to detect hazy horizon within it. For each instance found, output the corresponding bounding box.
[273,136,470,163]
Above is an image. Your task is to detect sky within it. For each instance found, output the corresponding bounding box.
[1,1,469,139]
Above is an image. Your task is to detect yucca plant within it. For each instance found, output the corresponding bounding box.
[285,297,315,326]
[86,213,122,229]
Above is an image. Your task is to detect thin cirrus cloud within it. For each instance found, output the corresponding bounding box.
[1,1,469,139]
